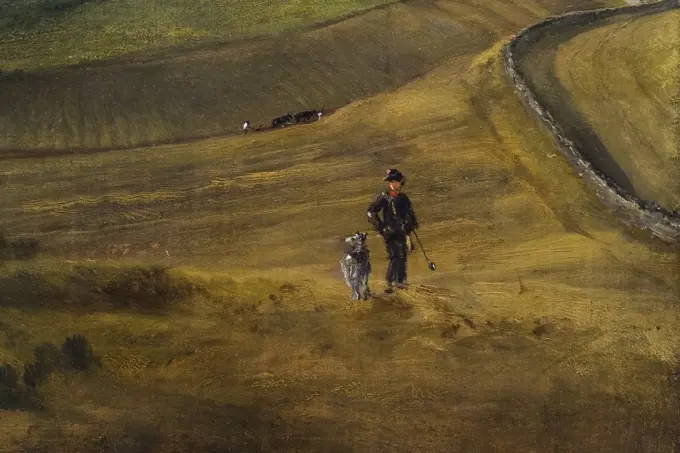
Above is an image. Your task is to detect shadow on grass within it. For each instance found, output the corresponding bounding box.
[17,388,357,453]
[13,366,680,453]
[0,263,203,313]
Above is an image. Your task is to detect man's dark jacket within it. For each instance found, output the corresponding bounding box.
[367,191,418,236]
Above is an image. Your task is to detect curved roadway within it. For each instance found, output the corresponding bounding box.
[509,0,680,240]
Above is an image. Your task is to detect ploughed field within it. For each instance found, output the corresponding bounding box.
[517,7,680,212]
[3,0,680,452]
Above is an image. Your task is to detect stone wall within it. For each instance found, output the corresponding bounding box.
[502,0,680,243]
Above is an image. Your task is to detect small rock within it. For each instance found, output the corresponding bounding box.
[441,323,460,338]
[280,283,296,293]
[532,325,549,337]
[252,372,274,380]
[318,343,333,353]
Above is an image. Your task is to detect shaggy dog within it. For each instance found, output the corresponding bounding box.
[339,232,371,300]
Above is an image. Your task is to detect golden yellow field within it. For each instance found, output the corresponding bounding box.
[3,0,680,452]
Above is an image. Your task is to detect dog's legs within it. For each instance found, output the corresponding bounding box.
[355,260,363,299]
[361,268,371,300]
[353,263,368,300]
[351,282,360,300]
[351,266,363,300]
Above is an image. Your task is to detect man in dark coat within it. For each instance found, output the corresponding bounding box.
[367,169,418,293]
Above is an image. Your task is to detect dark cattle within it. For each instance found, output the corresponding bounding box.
[295,106,325,124]
[271,113,294,129]
[294,110,316,123]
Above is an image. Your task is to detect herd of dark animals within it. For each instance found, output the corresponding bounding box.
[273,106,324,128]
[243,106,325,134]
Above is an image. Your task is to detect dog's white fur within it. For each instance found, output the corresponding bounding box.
[340,232,371,300]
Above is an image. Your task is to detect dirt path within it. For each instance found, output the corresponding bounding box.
[514,3,679,213]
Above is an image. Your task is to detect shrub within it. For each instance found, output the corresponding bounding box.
[0,363,21,408]
[0,233,40,260]
[23,363,42,388]
[61,335,96,371]
[35,342,62,370]
[11,237,40,260]
[23,342,63,388]
[0,363,19,389]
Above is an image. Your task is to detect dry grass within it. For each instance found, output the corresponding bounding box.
[1,0,680,452]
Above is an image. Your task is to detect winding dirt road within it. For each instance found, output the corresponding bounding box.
[508,0,680,241]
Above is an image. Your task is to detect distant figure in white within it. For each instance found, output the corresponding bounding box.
[243,120,251,135]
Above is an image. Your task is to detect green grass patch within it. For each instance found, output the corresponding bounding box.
[0,0,397,70]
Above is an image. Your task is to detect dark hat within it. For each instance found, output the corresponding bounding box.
[384,168,405,182]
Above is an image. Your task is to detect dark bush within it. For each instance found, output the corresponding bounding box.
[61,335,96,371]
[0,363,21,408]
[34,342,62,373]
[23,342,63,388]
[23,363,43,388]
[11,237,40,259]
[0,363,19,389]
[0,233,40,260]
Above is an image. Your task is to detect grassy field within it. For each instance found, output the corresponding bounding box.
[517,8,680,211]
[0,0,397,70]
[5,0,680,452]
[0,0,565,153]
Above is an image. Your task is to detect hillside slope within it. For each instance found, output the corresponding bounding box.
[4,0,680,452]
[0,0,396,70]
[0,0,613,152]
